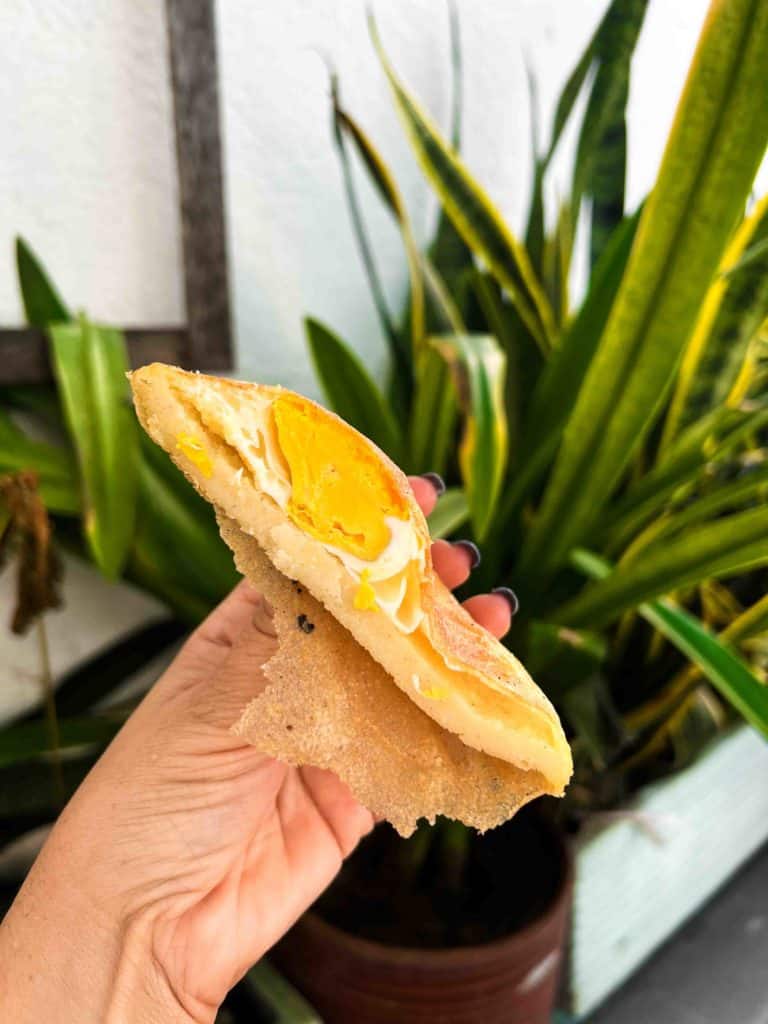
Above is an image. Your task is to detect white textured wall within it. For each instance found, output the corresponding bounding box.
[0,1,183,326]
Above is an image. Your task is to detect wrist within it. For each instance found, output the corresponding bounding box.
[0,824,203,1024]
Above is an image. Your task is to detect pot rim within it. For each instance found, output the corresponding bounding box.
[300,825,573,966]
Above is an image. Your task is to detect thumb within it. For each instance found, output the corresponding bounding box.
[153,581,280,731]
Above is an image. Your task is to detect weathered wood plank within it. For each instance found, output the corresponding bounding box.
[0,328,189,384]
[166,0,233,370]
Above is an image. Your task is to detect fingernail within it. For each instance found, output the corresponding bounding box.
[454,539,481,569]
[422,472,446,496]
[492,586,520,617]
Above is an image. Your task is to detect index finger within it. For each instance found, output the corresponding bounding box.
[408,474,443,517]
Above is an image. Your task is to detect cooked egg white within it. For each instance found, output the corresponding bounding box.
[181,385,427,634]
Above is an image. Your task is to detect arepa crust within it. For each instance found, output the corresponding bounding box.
[129,363,572,794]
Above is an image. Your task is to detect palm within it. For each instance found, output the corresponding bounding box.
[101,610,372,1016]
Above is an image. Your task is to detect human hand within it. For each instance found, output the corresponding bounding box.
[0,475,517,1023]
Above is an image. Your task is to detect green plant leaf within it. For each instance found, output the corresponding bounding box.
[723,233,768,278]
[601,404,768,550]
[471,270,543,458]
[48,318,138,577]
[0,408,80,513]
[571,0,649,266]
[526,621,607,699]
[305,317,402,461]
[519,0,768,582]
[662,193,768,446]
[333,85,424,366]
[0,715,122,768]
[15,237,70,328]
[571,548,768,738]
[409,342,458,476]
[558,505,768,628]
[543,13,601,168]
[523,208,640,457]
[427,487,468,539]
[490,209,640,556]
[528,0,647,270]
[432,334,507,540]
[541,201,574,326]
[370,15,556,354]
[625,459,768,552]
[426,0,475,301]
[241,962,321,1024]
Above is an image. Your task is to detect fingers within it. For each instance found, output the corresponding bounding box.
[462,589,519,639]
[412,473,518,638]
[408,473,445,517]
[430,538,480,590]
[195,579,271,651]
[158,581,278,705]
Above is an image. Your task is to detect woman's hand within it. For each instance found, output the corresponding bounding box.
[0,476,517,1023]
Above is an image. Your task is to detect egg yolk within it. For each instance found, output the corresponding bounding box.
[272,394,408,560]
[353,569,378,610]
[176,433,213,478]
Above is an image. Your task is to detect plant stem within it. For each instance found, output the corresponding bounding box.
[437,817,471,892]
[395,821,433,885]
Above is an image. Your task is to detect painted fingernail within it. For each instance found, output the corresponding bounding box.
[492,586,520,617]
[454,539,481,569]
[422,472,446,496]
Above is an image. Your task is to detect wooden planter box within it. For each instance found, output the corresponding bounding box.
[560,724,768,1020]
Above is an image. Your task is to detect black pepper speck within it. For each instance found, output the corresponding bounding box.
[297,614,315,634]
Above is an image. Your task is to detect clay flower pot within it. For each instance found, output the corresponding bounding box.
[274,821,572,1024]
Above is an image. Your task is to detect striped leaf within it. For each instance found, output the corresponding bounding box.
[333,91,424,364]
[428,0,474,297]
[409,342,458,477]
[572,548,768,739]
[523,209,640,456]
[305,317,403,462]
[519,0,768,582]
[370,15,556,354]
[571,0,649,266]
[601,405,768,550]
[48,318,138,578]
[432,334,507,540]
[662,193,768,447]
[558,505,768,629]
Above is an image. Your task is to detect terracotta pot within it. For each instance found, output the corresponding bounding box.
[273,825,572,1024]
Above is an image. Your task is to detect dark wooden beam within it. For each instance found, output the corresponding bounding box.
[166,0,233,371]
[0,328,190,385]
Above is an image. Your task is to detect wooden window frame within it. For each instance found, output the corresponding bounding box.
[0,0,232,384]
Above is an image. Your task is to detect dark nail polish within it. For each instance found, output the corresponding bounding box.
[492,586,520,617]
[455,539,482,569]
[422,472,446,496]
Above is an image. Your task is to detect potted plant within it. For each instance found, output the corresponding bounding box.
[2,0,768,1019]
[269,0,768,1018]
